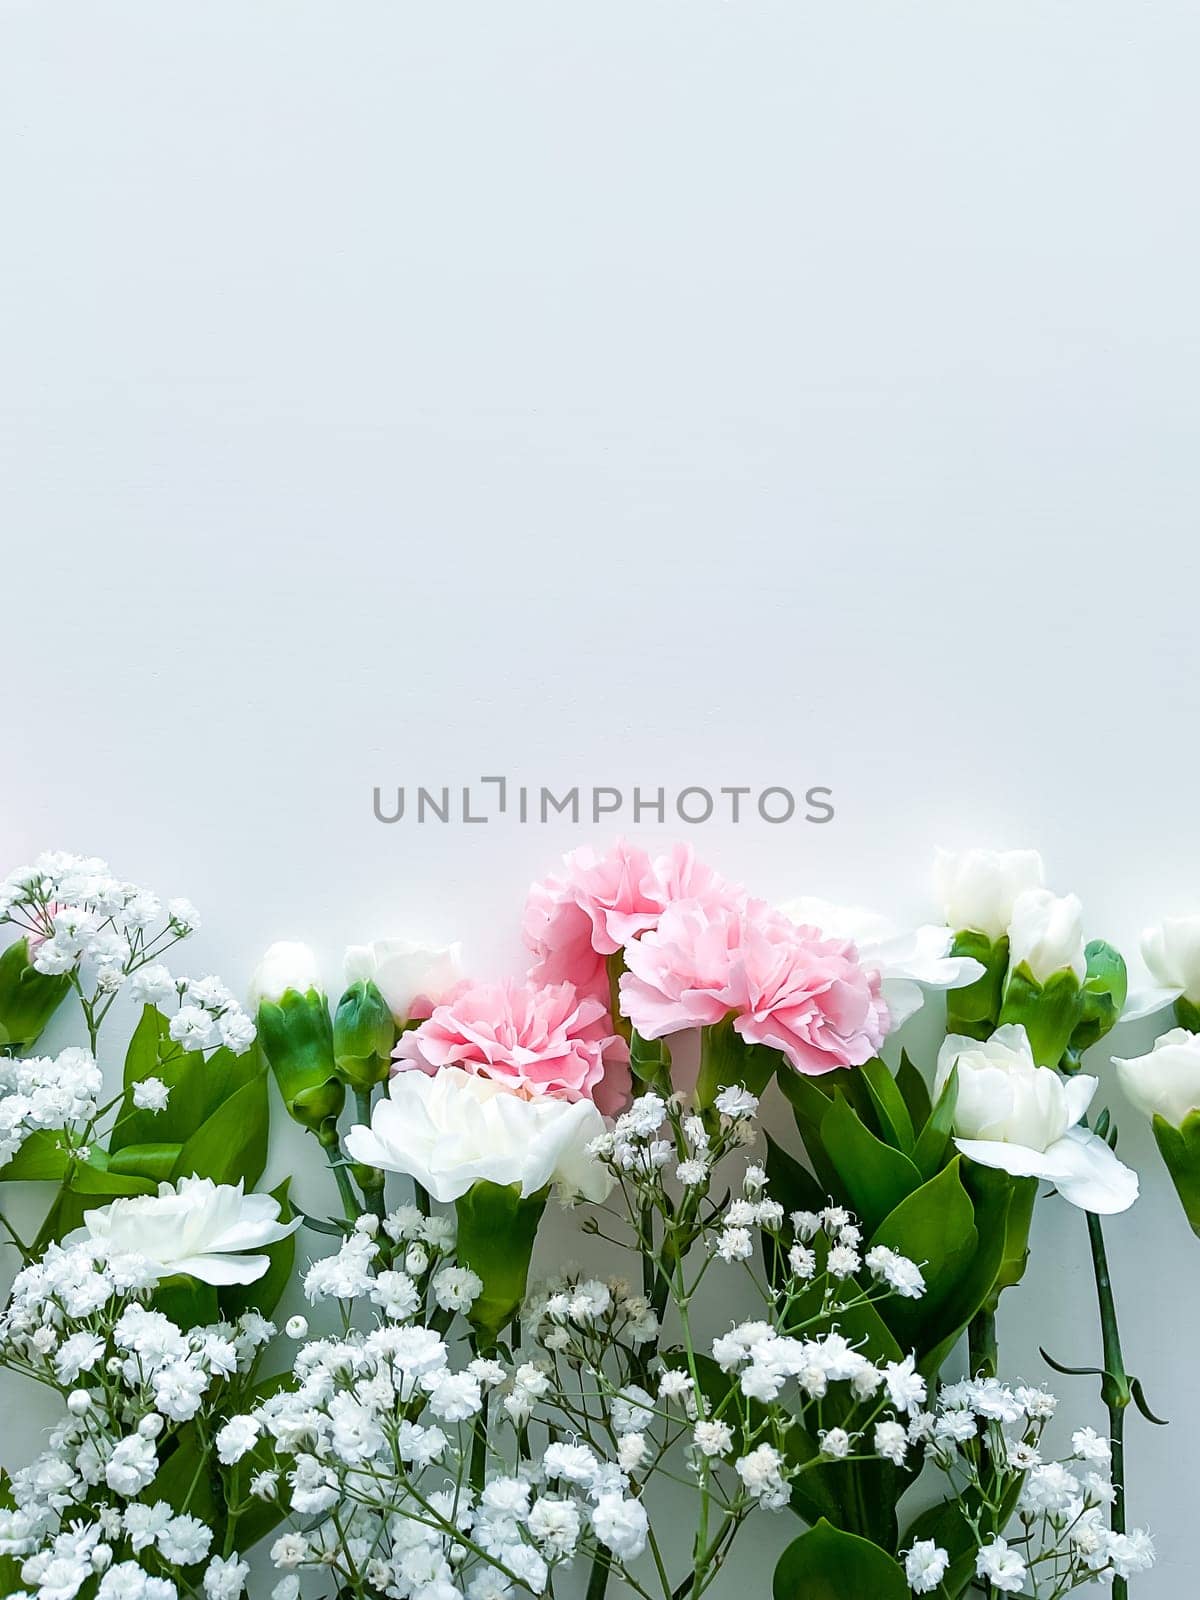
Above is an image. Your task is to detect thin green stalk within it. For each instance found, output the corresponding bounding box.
[353,1086,386,1218]
[585,1547,611,1600]
[322,1136,361,1221]
[1085,1208,1129,1600]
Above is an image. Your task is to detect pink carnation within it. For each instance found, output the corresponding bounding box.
[393,978,631,1116]
[523,840,740,1004]
[619,898,889,1077]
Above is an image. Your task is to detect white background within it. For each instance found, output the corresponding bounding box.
[3,3,1200,1594]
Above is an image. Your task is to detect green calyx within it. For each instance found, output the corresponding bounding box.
[454,1180,549,1347]
[256,987,345,1136]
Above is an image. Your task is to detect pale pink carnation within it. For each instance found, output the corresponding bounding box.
[619,898,888,1076]
[393,978,631,1115]
[523,840,740,1004]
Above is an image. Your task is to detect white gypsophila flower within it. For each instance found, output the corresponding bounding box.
[780,896,984,1028]
[935,1025,1137,1214]
[157,1515,212,1567]
[202,1554,248,1600]
[1114,1028,1200,1129]
[432,1266,482,1313]
[933,848,1045,940]
[131,1078,170,1113]
[874,1420,908,1467]
[248,942,321,1008]
[215,1416,260,1465]
[343,938,463,1020]
[1007,888,1087,983]
[905,1540,950,1594]
[975,1538,1027,1593]
[105,1436,158,1498]
[714,1085,758,1119]
[864,1245,925,1299]
[590,1493,649,1560]
[67,1177,300,1286]
[693,1420,734,1458]
[129,965,178,1008]
[344,1066,612,1204]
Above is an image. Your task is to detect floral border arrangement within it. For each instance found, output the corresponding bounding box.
[3,841,1196,1600]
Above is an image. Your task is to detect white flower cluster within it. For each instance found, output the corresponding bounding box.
[902,1380,1155,1594]
[0,1047,104,1164]
[0,1236,278,1600]
[0,851,253,1054]
[241,1318,649,1593]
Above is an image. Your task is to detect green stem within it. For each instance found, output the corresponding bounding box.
[968,1306,998,1379]
[353,1087,386,1219]
[1086,1207,1130,1600]
[321,1135,361,1221]
[586,1547,612,1600]
[469,1388,490,1494]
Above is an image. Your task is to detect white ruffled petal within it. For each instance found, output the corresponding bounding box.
[171,1252,271,1285]
[952,1136,1056,1182]
[1120,986,1182,1023]
[1041,1128,1139,1214]
[1062,1074,1098,1129]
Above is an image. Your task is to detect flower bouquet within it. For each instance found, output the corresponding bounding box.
[0,842,1170,1600]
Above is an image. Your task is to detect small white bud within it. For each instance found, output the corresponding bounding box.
[137,1413,165,1439]
[354,1213,379,1236]
[285,1316,309,1340]
[67,1389,92,1416]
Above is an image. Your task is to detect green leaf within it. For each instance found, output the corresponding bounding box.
[219,1180,296,1322]
[901,1498,978,1599]
[966,1165,1038,1301]
[695,1016,777,1109]
[859,1057,915,1152]
[773,1519,907,1600]
[869,1158,977,1353]
[764,1133,826,1216]
[895,1050,932,1127]
[106,1142,185,1183]
[0,1128,70,1183]
[113,1008,262,1156]
[170,1074,270,1189]
[153,1275,220,1331]
[920,1167,1015,1376]
[1152,1111,1200,1238]
[912,1065,959,1180]
[154,1425,222,1523]
[820,1095,922,1234]
[775,1068,845,1198]
[0,938,72,1051]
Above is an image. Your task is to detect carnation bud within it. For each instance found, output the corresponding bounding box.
[998,892,1088,1066]
[67,1389,91,1416]
[253,945,345,1142]
[333,980,396,1090]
